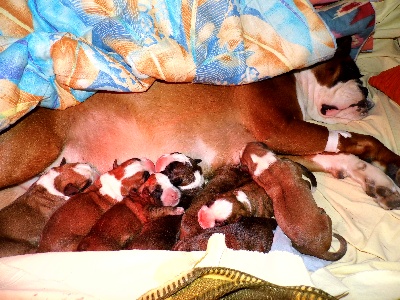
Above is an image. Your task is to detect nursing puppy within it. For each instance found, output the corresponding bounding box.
[155,152,205,208]
[37,158,154,252]
[240,142,347,261]
[1,37,400,209]
[77,191,184,251]
[179,165,253,240]
[0,160,96,257]
[77,174,183,251]
[173,217,277,253]
[197,181,274,230]
[78,153,203,251]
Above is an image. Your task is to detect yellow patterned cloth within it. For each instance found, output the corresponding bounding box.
[139,267,338,300]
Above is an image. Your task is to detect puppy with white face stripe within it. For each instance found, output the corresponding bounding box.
[36,157,154,253]
[0,159,97,257]
[155,152,205,208]
[77,154,203,252]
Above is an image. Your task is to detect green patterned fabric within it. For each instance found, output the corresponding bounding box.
[139,267,338,300]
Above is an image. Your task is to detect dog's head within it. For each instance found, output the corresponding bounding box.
[37,159,98,198]
[297,37,374,124]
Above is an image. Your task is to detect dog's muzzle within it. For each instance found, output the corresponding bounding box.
[352,82,374,116]
[350,98,375,116]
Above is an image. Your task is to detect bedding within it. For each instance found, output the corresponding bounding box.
[369,65,400,105]
[0,0,400,299]
[0,0,375,132]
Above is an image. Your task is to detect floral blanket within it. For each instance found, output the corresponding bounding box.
[0,0,374,132]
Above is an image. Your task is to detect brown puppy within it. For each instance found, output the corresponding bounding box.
[37,158,154,252]
[1,37,400,209]
[179,165,252,240]
[125,215,183,250]
[197,181,274,230]
[0,160,96,257]
[240,142,347,261]
[77,176,184,252]
[78,154,203,251]
[173,217,277,253]
[77,192,184,251]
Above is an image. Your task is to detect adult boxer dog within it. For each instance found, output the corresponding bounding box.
[1,37,400,210]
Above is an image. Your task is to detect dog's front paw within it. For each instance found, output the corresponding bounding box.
[312,154,400,209]
[348,160,400,210]
[365,179,400,210]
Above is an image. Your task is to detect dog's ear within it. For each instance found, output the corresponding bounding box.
[113,159,119,169]
[60,157,67,166]
[335,36,352,57]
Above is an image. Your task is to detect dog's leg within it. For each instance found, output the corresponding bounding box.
[263,120,400,189]
[0,108,65,189]
[286,153,400,210]
[337,132,400,184]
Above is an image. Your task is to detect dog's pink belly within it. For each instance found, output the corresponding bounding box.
[60,91,257,174]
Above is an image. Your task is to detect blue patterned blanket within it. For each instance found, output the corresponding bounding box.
[0,0,374,132]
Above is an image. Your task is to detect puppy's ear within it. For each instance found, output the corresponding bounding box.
[335,36,352,57]
[60,157,67,166]
[63,183,81,196]
[113,159,119,169]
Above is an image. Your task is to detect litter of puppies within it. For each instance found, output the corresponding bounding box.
[0,144,347,261]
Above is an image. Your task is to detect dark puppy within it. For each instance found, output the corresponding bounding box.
[173,217,277,252]
[125,215,183,250]
[179,165,252,240]
[197,181,274,230]
[0,160,96,257]
[156,152,204,208]
[37,158,154,252]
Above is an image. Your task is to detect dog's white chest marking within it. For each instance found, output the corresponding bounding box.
[325,130,352,153]
[36,170,69,199]
[250,152,277,176]
[99,161,145,202]
[99,173,124,202]
[235,190,252,211]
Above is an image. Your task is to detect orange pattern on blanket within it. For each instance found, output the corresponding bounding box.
[81,0,116,16]
[0,0,33,37]
[129,38,197,82]
[51,36,99,90]
[0,80,43,126]
[369,65,400,106]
